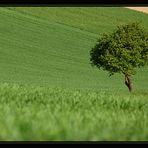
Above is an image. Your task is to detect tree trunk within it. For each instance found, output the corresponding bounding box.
[124,75,133,92]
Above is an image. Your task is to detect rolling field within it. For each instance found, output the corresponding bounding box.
[0,7,148,141]
[0,7,148,90]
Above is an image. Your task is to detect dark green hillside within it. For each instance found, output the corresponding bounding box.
[0,7,147,90]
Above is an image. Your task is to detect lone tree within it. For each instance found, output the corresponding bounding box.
[90,22,148,92]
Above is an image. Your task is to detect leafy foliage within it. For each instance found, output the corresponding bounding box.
[90,22,148,76]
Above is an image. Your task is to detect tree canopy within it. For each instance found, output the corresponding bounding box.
[90,22,148,91]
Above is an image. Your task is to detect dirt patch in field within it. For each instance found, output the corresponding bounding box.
[126,7,148,14]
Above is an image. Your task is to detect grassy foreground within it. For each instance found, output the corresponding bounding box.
[0,83,148,141]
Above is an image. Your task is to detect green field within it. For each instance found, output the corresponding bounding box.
[0,83,148,141]
[0,7,148,141]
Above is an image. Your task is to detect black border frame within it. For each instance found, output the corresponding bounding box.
[0,0,148,6]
